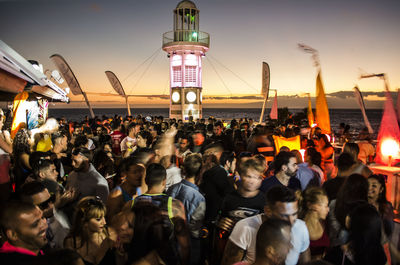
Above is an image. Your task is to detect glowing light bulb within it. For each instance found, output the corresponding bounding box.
[172,92,180,103]
[381,138,399,157]
[186,91,196,102]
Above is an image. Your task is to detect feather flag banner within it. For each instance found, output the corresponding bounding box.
[315,71,331,134]
[261,62,270,97]
[353,86,373,134]
[50,54,94,118]
[270,90,278,120]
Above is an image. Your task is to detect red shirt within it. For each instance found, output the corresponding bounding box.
[110,130,126,156]
[0,241,43,256]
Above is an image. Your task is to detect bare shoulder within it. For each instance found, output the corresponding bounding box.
[108,187,123,198]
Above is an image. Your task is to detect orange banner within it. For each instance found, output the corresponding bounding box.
[315,71,331,134]
[272,135,301,152]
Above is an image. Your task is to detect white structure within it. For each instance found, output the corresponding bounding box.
[162,0,209,120]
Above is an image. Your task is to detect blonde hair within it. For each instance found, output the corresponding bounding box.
[76,196,106,221]
[299,187,327,219]
[67,196,107,250]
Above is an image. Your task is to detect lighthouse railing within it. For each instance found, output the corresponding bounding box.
[162,30,209,47]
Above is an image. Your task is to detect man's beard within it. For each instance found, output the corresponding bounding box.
[179,147,188,152]
[286,169,297,177]
[74,161,87,172]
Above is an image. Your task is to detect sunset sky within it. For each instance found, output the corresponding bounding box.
[1,0,399,108]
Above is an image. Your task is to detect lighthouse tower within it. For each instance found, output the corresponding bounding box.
[162,0,209,120]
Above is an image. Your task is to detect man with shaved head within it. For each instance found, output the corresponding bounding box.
[254,218,292,265]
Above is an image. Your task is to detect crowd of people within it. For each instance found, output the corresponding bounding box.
[0,109,397,265]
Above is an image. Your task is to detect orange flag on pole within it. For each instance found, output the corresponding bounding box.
[315,71,331,134]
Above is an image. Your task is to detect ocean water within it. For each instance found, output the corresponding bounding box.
[48,108,384,134]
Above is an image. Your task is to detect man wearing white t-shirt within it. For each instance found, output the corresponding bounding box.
[221,186,310,265]
[121,122,141,158]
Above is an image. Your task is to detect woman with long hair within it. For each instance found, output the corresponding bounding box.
[316,134,335,179]
[328,174,368,247]
[368,174,394,238]
[12,128,32,190]
[368,174,396,263]
[324,203,387,265]
[64,196,117,265]
[300,187,330,259]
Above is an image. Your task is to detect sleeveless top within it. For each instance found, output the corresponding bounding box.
[309,224,330,256]
[113,185,143,202]
[71,232,116,265]
[132,193,174,220]
[113,185,133,202]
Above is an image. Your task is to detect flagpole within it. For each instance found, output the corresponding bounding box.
[125,96,131,116]
[259,92,268,124]
[82,92,95,118]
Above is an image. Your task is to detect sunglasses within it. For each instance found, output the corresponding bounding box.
[79,196,104,214]
[239,152,253,158]
[37,194,56,211]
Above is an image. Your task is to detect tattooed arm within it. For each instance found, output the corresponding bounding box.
[221,239,245,265]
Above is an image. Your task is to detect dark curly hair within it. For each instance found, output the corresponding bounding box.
[13,128,31,156]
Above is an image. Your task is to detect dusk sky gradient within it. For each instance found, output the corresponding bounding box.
[1,0,399,108]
